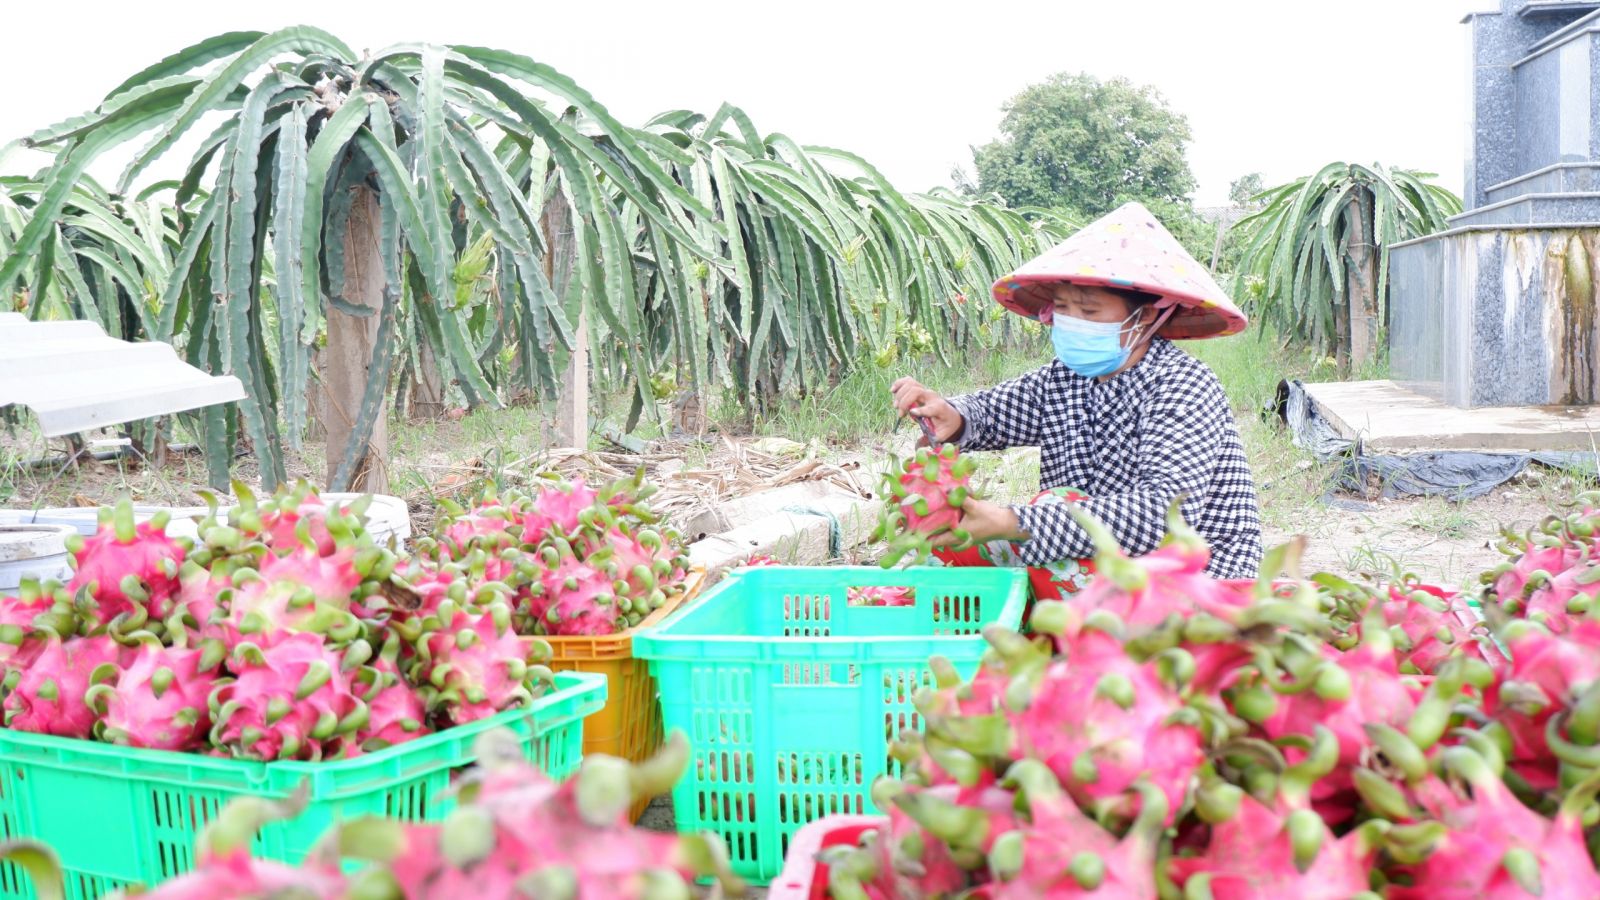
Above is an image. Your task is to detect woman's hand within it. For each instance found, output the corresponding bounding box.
[932,498,1028,546]
[890,377,964,446]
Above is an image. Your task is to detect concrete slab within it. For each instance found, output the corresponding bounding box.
[1304,380,1600,453]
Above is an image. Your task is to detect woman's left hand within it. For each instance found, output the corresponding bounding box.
[932,498,1028,546]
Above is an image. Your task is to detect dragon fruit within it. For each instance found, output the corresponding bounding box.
[89,641,225,752]
[211,547,365,650]
[245,481,338,556]
[1256,616,1425,767]
[434,497,522,560]
[1506,560,1600,634]
[1384,746,1600,898]
[593,528,677,608]
[823,790,974,898]
[337,730,742,897]
[531,557,623,636]
[1028,508,1305,694]
[0,579,78,680]
[66,499,187,632]
[2,635,126,738]
[871,444,979,567]
[854,778,1023,897]
[208,634,370,761]
[988,762,1168,898]
[1168,727,1386,898]
[1480,619,1600,793]
[994,627,1204,823]
[519,477,599,545]
[166,561,231,633]
[1332,582,1489,676]
[409,607,554,724]
[348,637,429,752]
[847,585,915,607]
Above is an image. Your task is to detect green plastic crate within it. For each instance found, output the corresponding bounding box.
[0,671,605,899]
[633,565,1028,883]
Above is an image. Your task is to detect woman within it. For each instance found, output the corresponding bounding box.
[891,202,1262,591]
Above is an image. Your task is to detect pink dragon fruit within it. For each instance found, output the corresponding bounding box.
[249,481,337,556]
[3,635,127,738]
[999,628,1204,823]
[1480,619,1600,792]
[66,499,187,631]
[1167,786,1384,897]
[435,498,521,560]
[1371,584,1487,675]
[1484,539,1586,619]
[409,608,553,724]
[337,731,741,897]
[348,637,429,752]
[167,561,231,632]
[1385,746,1600,898]
[208,634,370,761]
[838,778,1023,898]
[1250,618,1428,824]
[518,477,598,545]
[1027,509,1285,695]
[211,547,365,650]
[90,641,225,752]
[0,579,78,679]
[1508,559,1600,634]
[532,557,622,636]
[847,585,916,607]
[872,444,979,566]
[593,528,677,608]
[1258,620,1422,774]
[988,761,1168,898]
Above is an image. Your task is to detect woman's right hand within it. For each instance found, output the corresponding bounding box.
[890,377,964,446]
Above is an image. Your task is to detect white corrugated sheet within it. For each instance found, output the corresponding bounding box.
[0,312,245,436]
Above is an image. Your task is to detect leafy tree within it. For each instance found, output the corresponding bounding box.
[1235,163,1460,368]
[1229,173,1265,207]
[973,73,1196,218]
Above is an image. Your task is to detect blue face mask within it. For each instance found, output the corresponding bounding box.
[1050,311,1143,378]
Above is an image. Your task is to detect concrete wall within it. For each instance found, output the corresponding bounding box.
[1389,239,1446,398]
[1391,226,1600,407]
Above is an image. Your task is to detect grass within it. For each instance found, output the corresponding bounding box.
[751,344,1045,447]
[1402,498,1481,540]
[1187,331,1377,533]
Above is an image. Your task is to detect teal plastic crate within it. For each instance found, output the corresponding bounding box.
[633,565,1028,883]
[0,670,605,899]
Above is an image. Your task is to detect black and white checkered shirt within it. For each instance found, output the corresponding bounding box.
[947,338,1263,579]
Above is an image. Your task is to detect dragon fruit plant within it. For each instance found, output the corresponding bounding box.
[870,444,979,567]
[806,505,1600,898]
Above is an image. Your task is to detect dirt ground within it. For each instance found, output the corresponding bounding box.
[1261,485,1558,593]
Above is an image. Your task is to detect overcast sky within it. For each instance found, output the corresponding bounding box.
[2,0,1487,206]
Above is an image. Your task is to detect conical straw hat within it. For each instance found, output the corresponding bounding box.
[991,202,1247,339]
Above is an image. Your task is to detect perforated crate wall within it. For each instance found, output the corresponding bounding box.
[635,566,1027,882]
[0,671,603,899]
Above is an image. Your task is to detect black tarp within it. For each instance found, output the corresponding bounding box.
[1270,380,1600,500]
